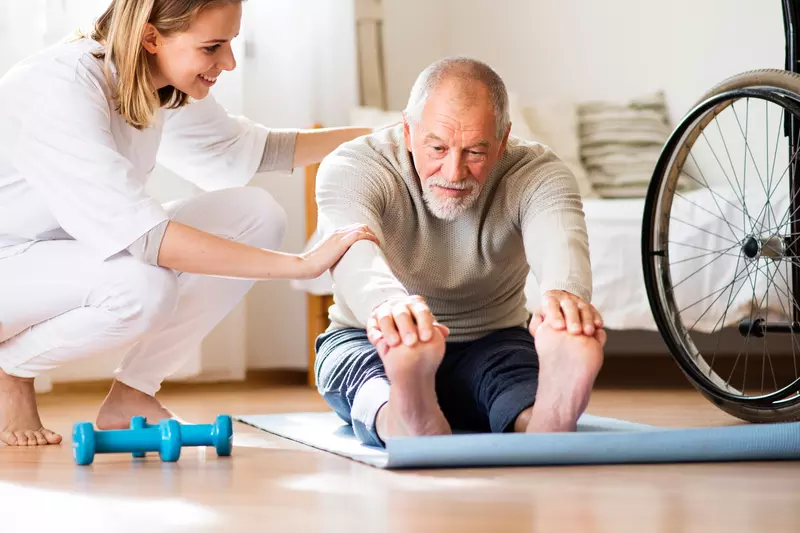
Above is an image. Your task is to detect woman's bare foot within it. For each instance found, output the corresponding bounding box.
[375,328,451,441]
[96,380,179,430]
[0,369,62,445]
[525,323,605,433]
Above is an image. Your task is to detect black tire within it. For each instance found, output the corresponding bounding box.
[642,69,800,423]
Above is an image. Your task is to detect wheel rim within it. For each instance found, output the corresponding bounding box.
[645,86,800,408]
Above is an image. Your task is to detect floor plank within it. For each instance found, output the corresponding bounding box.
[2,385,799,533]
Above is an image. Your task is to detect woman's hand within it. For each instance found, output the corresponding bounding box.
[298,224,380,279]
[157,221,377,281]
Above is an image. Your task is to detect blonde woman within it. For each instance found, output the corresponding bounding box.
[0,0,378,446]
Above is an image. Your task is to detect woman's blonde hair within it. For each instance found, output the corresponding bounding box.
[86,0,241,129]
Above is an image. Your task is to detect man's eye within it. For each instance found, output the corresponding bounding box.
[431,146,444,152]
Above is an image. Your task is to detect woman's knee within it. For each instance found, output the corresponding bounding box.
[100,259,179,335]
[233,187,287,250]
[169,187,288,250]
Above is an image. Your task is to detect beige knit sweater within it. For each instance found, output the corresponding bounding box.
[316,125,592,342]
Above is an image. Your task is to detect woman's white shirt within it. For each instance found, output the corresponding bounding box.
[0,38,295,262]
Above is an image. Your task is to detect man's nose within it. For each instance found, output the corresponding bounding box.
[442,152,467,182]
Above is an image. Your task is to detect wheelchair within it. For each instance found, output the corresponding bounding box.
[642,0,800,422]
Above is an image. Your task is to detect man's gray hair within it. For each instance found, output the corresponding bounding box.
[404,57,511,140]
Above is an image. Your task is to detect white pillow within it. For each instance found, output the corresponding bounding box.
[520,98,597,199]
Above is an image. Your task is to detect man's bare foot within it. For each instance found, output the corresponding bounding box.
[0,369,62,445]
[96,380,178,430]
[525,323,605,433]
[375,328,451,441]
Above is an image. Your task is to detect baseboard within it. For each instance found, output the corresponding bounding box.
[244,369,308,386]
[594,355,693,389]
[42,369,308,395]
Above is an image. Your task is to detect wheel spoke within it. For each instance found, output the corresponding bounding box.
[765,99,770,203]
[713,114,751,234]
[670,247,741,267]
[727,261,761,387]
[669,240,741,256]
[674,190,745,236]
[756,141,800,234]
[733,100,770,221]
[677,266,752,316]
[696,133,748,240]
[768,263,800,382]
[760,262,800,319]
[670,217,738,245]
[747,260,785,391]
[769,108,784,191]
[684,266,752,331]
[680,168,753,224]
[669,242,741,293]
[708,251,748,378]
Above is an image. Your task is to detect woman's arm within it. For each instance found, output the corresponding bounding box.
[156,220,378,280]
[292,127,373,168]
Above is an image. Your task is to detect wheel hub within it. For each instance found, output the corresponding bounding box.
[741,234,786,260]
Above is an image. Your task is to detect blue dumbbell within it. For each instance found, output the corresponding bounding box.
[128,415,233,458]
[72,419,182,466]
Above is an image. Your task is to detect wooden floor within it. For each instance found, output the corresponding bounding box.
[2,381,799,533]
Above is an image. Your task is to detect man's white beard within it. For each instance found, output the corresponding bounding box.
[422,176,482,220]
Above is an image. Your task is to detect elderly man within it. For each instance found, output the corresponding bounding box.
[314,57,605,447]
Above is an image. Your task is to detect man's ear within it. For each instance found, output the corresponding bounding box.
[141,23,161,54]
[498,124,512,156]
[403,113,413,149]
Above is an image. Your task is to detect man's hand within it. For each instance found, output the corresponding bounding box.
[529,290,604,338]
[366,295,450,350]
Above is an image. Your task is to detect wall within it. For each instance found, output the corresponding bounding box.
[381,0,449,113]
[383,0,784,124]
[240,0,358,369]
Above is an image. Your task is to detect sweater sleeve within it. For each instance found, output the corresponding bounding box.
[517,147,593,303]
[315,144,409,324]
[126,220,168,265]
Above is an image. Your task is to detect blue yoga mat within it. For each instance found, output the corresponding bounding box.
[235,411,800,469]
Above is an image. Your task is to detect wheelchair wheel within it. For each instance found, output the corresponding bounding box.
[642,69,800,422]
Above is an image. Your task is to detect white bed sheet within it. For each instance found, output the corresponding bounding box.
[293,187,790,333]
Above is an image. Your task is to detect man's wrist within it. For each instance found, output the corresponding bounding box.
[370,293,412,314]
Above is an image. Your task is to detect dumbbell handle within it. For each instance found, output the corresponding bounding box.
[180,423,216,446]
[95,426,162,453]
[136,416,230,453]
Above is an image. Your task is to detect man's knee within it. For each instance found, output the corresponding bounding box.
[100,259,179,337]
[314,329,389,446]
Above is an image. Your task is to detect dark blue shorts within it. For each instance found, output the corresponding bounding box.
[315,326,539,447]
